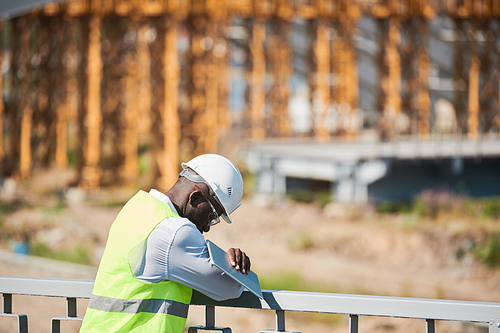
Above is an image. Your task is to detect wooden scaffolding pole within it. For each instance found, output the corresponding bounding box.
[0,22,4,168]
[386,20,402,116]
[8,19,20,175]
[187,14,220,154]
[215,20,231,132]
[268,18,291,137]
[122,15,140,181]
[82,13,102,188]
[65,41,79,163]
[56,11,69,168]
[498,64,500,137]
[189,15,207,154]
[55,101,68,167]
[345,30,359,140]
[383,18,402,126]
[204,20,218,153]
[417,20,430,140]
[247,18,266,139]
[20,17,32,179]
[468,53,480,140]
[137,22,152,134]
[314,20,331,141]
[378,18,402,140]
[331,21,358,139]
[452,19,468,133]
[36,11,52,166]
[157,18,180,190]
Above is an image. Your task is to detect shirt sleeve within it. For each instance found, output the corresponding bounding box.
[167,224,244,301]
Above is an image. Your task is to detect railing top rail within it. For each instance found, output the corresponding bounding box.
[1,276,95,298]
[1,276,500,324]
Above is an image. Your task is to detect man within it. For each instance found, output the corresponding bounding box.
[80,154,250,332]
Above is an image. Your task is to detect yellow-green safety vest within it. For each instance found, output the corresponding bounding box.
[80,191,193,332]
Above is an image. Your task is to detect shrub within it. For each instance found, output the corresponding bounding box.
[259,271,337,293]
[412,190,464,218]
[474,233,500,268]
[30,241,92,265]
[287,190,332,208]
[483,199,500,219]
[287,232,315,252]
[376,201,412,214]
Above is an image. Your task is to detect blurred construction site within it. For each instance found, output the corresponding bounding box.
[2,3,500,332]
[1,0,500,196]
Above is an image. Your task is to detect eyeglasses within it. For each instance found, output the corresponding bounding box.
[194,185,220,227]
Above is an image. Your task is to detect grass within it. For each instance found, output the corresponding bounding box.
[375,191,500,221]
[376,200,412,214]
[0,199,27,241]
[0,199,28,217]
[287,231,316,252]
[259,270,338,293]
[68,149,77,167]
[474,233,500,268]
[287,190,332,208]
[483,199,500,219]
[288,188,499,222]
[100,200,128,208]
[29,241,93,265]
[374,192,500,270]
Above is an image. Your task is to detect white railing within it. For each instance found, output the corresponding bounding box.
[1,275,500,333]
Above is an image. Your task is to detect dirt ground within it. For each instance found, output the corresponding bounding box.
[1,173,499,333]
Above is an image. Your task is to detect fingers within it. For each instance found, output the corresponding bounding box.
[227,248,251,275]
[243,254,251,275]
[227,248,238,270]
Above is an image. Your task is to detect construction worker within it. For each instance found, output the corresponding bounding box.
[80,154,250,332]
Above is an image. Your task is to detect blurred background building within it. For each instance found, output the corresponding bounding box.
[0,0,500,203]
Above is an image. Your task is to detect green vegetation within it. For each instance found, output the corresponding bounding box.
[483,199,500,219]
[259,271,306,291]
[374,192,500,270]
[101,200,128,208]
[138,144,151,175]
[287,188,500,221]
[287,231,315,252]
[474,233,500,268]
[287,190,332,208]
[30,241,92,265]
[259,270,337,293]
[53,192,67,212]
[0,201,15,215]
[68,149,77,167]
[375,191,500,220]
[375,200,412,214]
[0,199,25,239]
[242,171,256,198]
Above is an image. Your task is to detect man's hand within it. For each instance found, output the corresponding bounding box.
[227,248,251,275]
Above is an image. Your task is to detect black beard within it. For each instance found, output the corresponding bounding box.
[184,207,205,233]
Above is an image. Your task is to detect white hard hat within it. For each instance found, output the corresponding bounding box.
[181,154,244,224]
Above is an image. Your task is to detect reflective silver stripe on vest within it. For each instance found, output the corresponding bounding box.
[88,294,189,318]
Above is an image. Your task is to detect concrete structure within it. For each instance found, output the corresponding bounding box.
[245,139,500,203]
[0,0,66,19]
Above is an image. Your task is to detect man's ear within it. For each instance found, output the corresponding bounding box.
[187,189,202,207]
